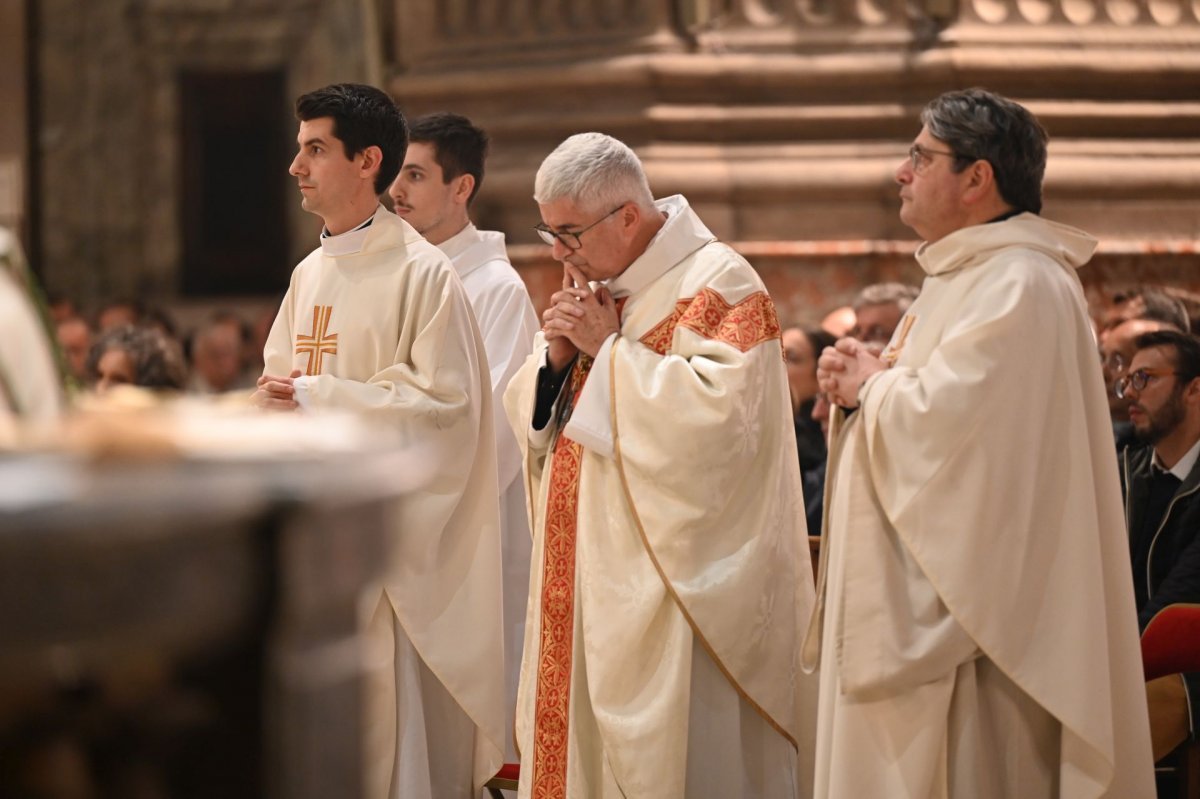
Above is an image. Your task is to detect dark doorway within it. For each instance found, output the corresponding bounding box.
[180,70,289,296]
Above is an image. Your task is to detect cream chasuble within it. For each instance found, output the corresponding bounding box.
[439,222,539,761]
[263,205,505,797]
[504,195,816,799]
[805,214,1155,798]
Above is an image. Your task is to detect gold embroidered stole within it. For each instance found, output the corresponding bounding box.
[531,353,593,799]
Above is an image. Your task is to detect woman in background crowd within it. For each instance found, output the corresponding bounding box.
[86,325,187,393]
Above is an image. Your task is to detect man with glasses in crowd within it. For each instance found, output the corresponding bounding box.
[1102,316,1181,449]
[813,88,1153,797]
[1118,329,1200,767]
[504,132,814,797]
[847,282,920,346]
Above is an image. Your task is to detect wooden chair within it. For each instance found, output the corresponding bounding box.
[1142,604,1200,799]
[484,763,520,798]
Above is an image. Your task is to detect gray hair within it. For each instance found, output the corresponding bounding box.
[534,132,655,214]
[921,88,1048,215]
[87,325,187,391]
[854,282,920,313]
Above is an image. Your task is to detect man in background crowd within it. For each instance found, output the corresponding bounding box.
[847,282,919,345]
[1117,329,1200,765]
[189,313,256,394]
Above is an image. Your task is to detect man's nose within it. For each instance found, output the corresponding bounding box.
[551,237,572,262]
[288,154,304,176]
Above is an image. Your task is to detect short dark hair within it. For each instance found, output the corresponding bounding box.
[921,88,1048,215]
[1104,287,1190,336]
[1136,288,1190,333]
[1135,330,1200,384]
[295,83,408,195]
[408,112,490,206]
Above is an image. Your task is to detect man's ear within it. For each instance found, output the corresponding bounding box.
[453,173,476,206]
[359,145,383,180]
[961,159,997,206]
[1185,375,1200,405]
[616,201,639,237]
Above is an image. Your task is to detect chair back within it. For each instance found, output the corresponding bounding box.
[1142,603,1200,682]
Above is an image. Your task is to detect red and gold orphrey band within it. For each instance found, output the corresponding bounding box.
[640,288,781,356]
[531,354,593,799]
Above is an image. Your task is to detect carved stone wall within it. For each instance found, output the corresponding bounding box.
[34,0,371,305]
[24,0,1200,324]
[386,0,1200,324]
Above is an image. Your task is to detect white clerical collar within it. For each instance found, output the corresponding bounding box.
[319,207,379,256]
[438,222,509,280]
[1155,437,1200,481]
[605,195,714,299]
[437,222,476,260]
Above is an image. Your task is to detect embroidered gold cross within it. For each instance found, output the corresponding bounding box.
[295,305,338,375]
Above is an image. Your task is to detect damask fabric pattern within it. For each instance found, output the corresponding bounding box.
[505,194,814,799]
[531,358,591,799]
[640,290,781,356]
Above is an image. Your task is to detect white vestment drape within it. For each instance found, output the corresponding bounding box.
[0,229,62,427]
[805,214,1155,799]
[440,222,539,762]
[263,205,505,797]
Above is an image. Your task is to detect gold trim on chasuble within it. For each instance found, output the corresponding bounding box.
[531,354,592,799]
[881,313,917,367]
[295,305,338,375]
[640,288,781,356]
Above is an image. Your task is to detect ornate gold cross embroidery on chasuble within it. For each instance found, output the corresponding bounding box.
[295,304,339,375]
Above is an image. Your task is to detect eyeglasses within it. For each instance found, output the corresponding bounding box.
[1115,367,1179,399]
[908,143,961,172]
[1101,350,1127,375]
[534,204,625,250]
[849,324,894,345]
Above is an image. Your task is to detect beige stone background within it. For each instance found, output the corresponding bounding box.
[2,0,1198,331]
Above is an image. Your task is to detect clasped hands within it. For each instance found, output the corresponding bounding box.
[543,263,620,373]
[253,368,302,411]
[816,338,887,409]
